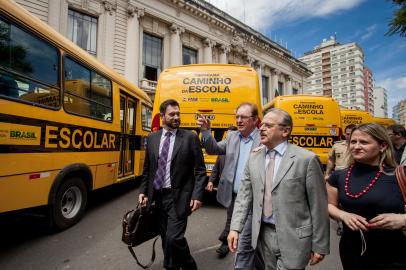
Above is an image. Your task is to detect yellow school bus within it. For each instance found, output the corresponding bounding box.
[340,109,373,131]
[372,117,397,127]
[0,0,152,229]
[263,95,341,166]
[151,64,262,173]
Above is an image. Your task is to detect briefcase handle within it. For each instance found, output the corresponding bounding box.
[128,237,159,269]
[127,203,159,269]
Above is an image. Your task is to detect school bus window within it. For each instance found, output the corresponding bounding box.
[64,56,112,121]
[91,71,112,120]
[141,103,152,131]
[128,99,136,134]
[0,17,60,106]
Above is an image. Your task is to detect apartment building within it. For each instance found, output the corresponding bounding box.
[299,37,366,110]
[14,0,311,104]
[363,66,374,114]
[393,100,406,125]
[373,86,388,117]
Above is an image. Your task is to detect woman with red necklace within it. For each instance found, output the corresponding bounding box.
[327,123,406,270]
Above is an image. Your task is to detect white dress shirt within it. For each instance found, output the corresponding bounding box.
[262,140,288,224]
[159,128,177,188]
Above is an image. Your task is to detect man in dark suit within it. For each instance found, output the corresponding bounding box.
[139,99,207,270]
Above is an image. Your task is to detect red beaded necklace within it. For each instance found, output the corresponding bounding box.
[344,163,383,199]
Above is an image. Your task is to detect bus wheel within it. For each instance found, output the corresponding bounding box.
[52,177,87,230]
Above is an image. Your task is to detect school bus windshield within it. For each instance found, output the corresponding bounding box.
[153,64,262,173]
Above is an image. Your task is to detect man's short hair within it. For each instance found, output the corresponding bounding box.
[236,102,258,118]
[345,124,356,132]
[266,108,293,128]
[387,124,406,138]
[159,99,180,115]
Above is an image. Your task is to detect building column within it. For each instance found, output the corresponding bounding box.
[48,0,62,31]
[254,62,265,104]
[98,1,117,66]
[170,23,184,66]
[219,44,230,64]
[271,69,280,97]
[125,4,144,85]
[203,38,215,64]
[285,74,292,95]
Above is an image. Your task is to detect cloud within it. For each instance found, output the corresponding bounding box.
[210,0,365,29]
[361,24,377,40]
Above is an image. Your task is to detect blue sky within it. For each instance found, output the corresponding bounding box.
[209,0,406,117]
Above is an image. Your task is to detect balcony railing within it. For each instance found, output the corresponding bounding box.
[139,78,157,93]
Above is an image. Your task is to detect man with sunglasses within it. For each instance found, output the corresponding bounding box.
[197,102,260,269]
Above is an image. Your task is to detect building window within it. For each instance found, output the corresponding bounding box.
[143,33,162,81]
[182,46,197,65]
[292,88,298,95]
[67,9,97,56]
[278,81,284,96]
[261,76,269,104]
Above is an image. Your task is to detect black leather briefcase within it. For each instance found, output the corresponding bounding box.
[122,203,160,269]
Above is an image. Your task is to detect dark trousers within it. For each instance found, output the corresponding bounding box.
[218,194,234,243]
[219,193,255,270]
[155,190,197,270]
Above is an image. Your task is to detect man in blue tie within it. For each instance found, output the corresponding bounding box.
[139,99,206,270]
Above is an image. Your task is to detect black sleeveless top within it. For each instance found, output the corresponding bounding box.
[328,162,406,263]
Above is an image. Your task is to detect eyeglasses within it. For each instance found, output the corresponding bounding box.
[235,115,253,120]
[260,123,288,129]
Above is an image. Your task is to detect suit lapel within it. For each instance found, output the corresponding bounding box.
[272,144,295,191]
[171,129,184,160]
[250,128,261,149]
[257,147,266,187]
[152,130,163,161]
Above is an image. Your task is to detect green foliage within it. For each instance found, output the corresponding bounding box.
[386,0,406,37]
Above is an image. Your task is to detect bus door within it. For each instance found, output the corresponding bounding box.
[119,93,137,177]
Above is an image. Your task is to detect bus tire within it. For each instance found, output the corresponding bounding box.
[51,177,87,230]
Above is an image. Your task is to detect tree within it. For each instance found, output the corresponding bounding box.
[386,0,406,37]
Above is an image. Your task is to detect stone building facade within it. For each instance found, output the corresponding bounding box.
[15,0,311,103]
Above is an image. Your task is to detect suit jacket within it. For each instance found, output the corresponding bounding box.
[208,155,225,184]
[201,129,261,208]
[139,129,207,218]
[230,143,330,269]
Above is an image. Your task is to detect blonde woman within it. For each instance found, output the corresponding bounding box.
[327,123,406,270]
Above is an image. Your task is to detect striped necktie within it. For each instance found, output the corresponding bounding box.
[153,132,172,190]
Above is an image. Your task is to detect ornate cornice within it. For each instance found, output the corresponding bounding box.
[170,23,185,35]
[203,38,216,48]
[219,44,230,54]
[102,0,117,15]
[127,4,144,18]
[165,0,311,77]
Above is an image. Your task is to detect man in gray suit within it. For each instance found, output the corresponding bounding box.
[197,102,260,269]
[228,108,329,270]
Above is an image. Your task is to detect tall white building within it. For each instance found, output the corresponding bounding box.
[373,86,388,117]
[14,0,311,104]
[299,37,366,110]
[393,100,406,125]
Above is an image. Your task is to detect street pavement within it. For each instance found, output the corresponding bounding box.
[0,180,343,270]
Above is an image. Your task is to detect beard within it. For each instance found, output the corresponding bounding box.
[164,118,180,129]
